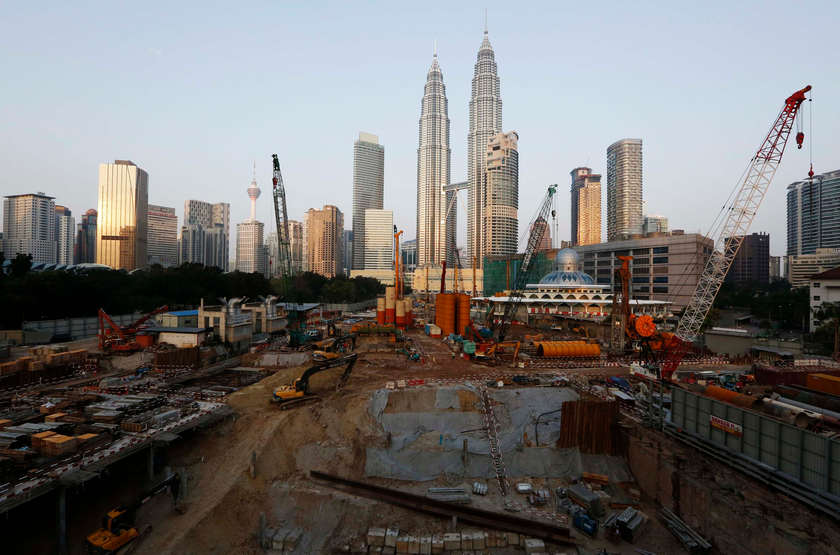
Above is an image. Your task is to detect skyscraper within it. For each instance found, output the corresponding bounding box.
[342,230,353,276]
[467,25,502,265]
[235,220,265,275]
[482,131,519,258]
[75,209,97,264]
[55,205,75,265]
[725,232,770,284]
[288,220,304,274]
[352,132,385,270]
[2,192,56,264]
[266,231,279,277]
[416,50,451,267]
[363,209,394,270]
[530,218,551,252]
[606,139,643,241]
[570,167,602,246]
[304,205,343,278]
[183,200,230,270]
[786,168,840,256]
[96,160,148,270]
[147,204,178,267]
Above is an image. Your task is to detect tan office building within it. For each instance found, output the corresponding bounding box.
[304,205,343,278]
[96,160,148,270]
[570,167,601,246]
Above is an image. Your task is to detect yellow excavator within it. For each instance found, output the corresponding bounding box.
[272,352,358,409]
[86,473,180,553]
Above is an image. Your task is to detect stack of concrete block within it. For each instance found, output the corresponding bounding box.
[268,528,301,552]
[523,537,546,554]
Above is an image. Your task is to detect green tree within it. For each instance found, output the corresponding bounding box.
[812,302,840,356]
[10,253,32,278]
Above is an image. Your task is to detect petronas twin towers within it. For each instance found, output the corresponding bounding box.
[416,27,512,269]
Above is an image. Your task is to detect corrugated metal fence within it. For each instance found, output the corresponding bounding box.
[669,387,840,502]
[22,312,142,340]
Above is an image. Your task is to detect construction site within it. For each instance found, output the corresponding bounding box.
[2,85,839,555]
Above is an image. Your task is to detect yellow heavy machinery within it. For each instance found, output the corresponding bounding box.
[311,333,356,363]
[86,473,180,553]
[272,352,358,409]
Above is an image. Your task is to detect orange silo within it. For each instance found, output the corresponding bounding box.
[435,293,456,336]
[396,299,406,329]
[456,293,471,337]
[385,286,396,324]
[376,297,386,325]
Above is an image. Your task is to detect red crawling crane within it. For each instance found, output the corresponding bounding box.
[98,305,169,354]
[656,85,811,381]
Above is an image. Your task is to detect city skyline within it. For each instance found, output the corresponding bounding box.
[1,4,838,258]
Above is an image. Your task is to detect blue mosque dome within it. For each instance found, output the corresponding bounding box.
[538,248,595,286]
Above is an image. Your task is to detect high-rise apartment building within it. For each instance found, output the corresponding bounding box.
[352,132,385,270]
[725,232,770,284]
[363,209,393,271]
[288,220,304,274]
[530,217,551,252]
[266,231,279,277]
[147,204,178,267]
[96,160,148,270]
[643,214,669,234]
[75,209,97,264]
[182,200,230,270]
[55,205,75,265]
[570,167,601,246]
[786,168,840,256]
[769,255,783,281]
[304,205,343,278]
[607,139,643,241]
[235,220,265,275]
[467,26,503,264]
[416,52,451,267]
[2,192,56,264]
[179,224,206,266]
[481,131,519,259]
[342,230,353,276]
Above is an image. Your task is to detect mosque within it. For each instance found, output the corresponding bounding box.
[474,248,671,325]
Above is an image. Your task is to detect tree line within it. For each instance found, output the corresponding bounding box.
[0,253,384,329]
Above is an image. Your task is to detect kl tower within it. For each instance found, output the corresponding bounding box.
[247,162,261,221]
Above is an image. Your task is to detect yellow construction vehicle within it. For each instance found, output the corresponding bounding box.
[86,473,180,553]
[273,352,358,409]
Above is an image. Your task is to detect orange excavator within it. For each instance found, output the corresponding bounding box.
[98,306,169,354]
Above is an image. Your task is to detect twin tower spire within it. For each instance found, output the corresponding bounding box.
[416,23,503,269]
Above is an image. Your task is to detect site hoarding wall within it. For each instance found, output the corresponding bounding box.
[670,387,840,498]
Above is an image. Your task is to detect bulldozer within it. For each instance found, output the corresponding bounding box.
[86,472,180,553]
[272,352,358,409]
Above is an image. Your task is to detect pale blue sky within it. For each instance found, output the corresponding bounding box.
[1,1,838,256]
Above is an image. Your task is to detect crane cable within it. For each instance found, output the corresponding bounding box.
[809,92,814,180]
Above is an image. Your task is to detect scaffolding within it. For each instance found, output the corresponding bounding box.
[482,250,556,297]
